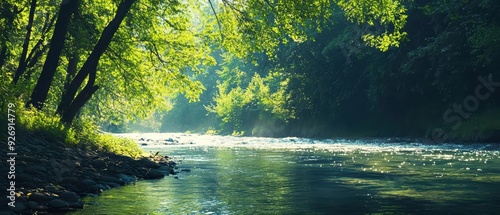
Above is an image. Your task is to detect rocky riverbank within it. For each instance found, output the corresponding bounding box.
[1,130,176,214]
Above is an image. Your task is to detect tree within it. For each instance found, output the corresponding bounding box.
[27,0,79,110]
[4,0,409,127]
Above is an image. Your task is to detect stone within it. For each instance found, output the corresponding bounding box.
[87,185,101,193]
[48,199,69,208]
[62,184,82,193]
[28,192,49,202]
[94,175,126,185]
[27,201,38,209]
[139,158,160,169]
[91,160,106,169]
[59,192,79,203]
[31,165,48,172]
[144,169,165,179]
[61,177,79,184]
[7,202,26,212]
[117,174,136,183]
[45,185,58,193]
[69,201,84,209]
[103,182,121,188]
[77,179,96,189]
[159,166,175,175]
[16,174,34,183]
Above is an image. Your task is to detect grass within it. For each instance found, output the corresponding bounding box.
[6,99,143,158]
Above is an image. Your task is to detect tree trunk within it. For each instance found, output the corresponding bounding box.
[59,0,136,124]
[13,0,37,84]
[27,0,79,109]
[23,14,56,83]
[56,51,79,115]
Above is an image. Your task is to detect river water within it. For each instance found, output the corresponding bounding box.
[70,133,500,214]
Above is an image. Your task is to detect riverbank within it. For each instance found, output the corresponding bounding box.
[1,129,176,214]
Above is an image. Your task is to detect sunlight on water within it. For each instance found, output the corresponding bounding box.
[71,133,500,214]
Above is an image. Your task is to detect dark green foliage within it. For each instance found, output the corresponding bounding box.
[163,0,500,141]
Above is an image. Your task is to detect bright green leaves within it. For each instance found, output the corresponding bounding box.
[79,0,215,127]
[335,0,407,51]
[213,0,333,59]
[207,53,292,135]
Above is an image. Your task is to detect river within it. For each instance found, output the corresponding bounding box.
[70,133,500,214]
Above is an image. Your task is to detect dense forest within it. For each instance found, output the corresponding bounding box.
[1,0,499,143]
[160,0,500,142]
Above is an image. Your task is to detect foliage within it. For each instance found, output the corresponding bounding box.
[18,107,143,158]
[161,0,500,142]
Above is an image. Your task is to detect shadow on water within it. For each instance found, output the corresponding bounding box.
[71,145,500,215]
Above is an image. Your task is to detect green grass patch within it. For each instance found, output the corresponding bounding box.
[10,101,143,158]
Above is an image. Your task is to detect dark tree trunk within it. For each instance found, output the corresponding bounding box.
[59,0,136,124]
[23,14,56,83]
[56,51,79,115]
[13,0,37,84]
[0,40,7,70]
[27,0,79,109]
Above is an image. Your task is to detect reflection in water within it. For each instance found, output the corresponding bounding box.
[70,134,500,214]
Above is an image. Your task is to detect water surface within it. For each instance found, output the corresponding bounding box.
[71,133,500,214]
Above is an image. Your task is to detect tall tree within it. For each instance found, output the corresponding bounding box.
[27,0,79,109]
[13,0,36,83]
[58,0,136,124]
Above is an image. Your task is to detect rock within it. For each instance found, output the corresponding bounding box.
[144,169,165,179]
[117,174,136,183]
[94,175,125,185]
[69,201,84,209]
[96,183,110,191]
[181,169,191,172]
[34,204,49,211]
[28,192,49,202]
[7,202,26,213]
[139,158,160,169]
[87,185,101,193]
[103,182,121,188]
[27,201,38,209]
[48,199,69,208]
[77,179,96,189]
[24,167,43,175]
[61,177,79,184]
[59,192,79,203]
[62,184,82,193]
[159,166,175,175]
[45,185,58,193]
[91,160,107,169]
[16,173,34,183]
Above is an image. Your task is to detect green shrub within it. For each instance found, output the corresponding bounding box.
[17,107,143,158]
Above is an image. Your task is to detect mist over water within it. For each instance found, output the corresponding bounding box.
[71,133,500,214]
